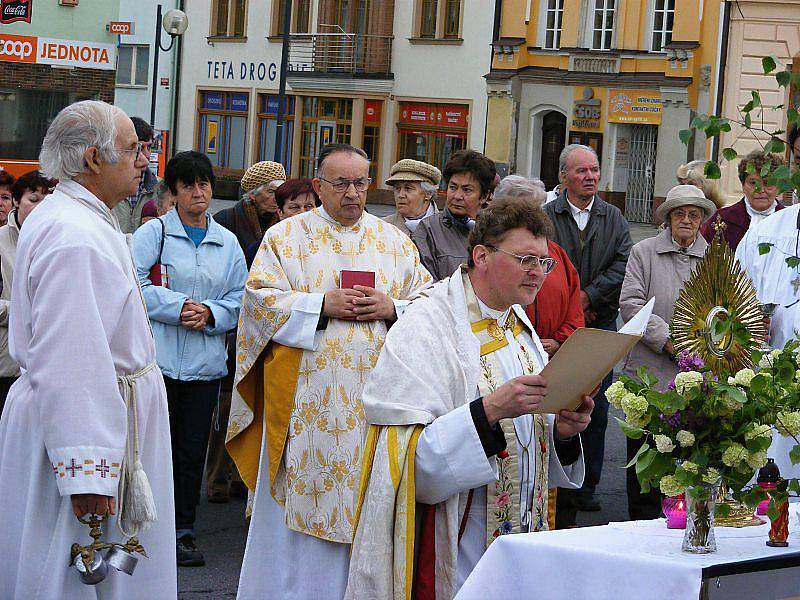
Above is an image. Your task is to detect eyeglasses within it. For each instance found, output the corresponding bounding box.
[117,142,147,159]
[319,177,371,193]
[671,209,703,221]
[486,245,556,273]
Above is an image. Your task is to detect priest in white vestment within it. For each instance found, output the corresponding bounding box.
[0,101,176,598]
[227,143,432,599]
[347,197,592,599]
[737,204,800,484]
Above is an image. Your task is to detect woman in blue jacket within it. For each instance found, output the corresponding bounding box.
[134,151,247,568]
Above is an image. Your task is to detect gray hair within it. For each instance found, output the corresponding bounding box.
[39,100,121,181]
[559,143,598,174]
[154,180,172,209]
[419,180,438,199]
[493,175,547,206]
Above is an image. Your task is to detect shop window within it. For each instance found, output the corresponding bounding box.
[257,94,295,173]
[299,97,353,178]
[589,0,615,51]
[651,0,674,52]
[542,0,564,50]
[197,91,250,172]
[272,0,311,36]
[397,102,468,187]
[362,100,383,187]
[116,45,149,87]
[0,88,93,161]
[211,0,247,38]
[414,0,463,40]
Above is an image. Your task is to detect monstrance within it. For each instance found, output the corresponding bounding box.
[670,217,767,527]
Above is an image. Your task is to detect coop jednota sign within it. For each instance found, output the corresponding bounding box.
[0,33,115,70]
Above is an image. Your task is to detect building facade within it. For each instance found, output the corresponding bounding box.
[716,0,800,204]
[486,0,724,222]
[0,0,119,176]
[174,0,494,200]
[113,0,181,165]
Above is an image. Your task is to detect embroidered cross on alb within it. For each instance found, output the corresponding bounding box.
[96,459,110,478]
[66,458,83,477]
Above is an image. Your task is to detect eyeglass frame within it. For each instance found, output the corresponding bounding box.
[116,142,148,160]
[484,244,557,274]
[318,176,372,193]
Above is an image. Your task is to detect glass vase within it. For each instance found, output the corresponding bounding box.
[681,483,718,554]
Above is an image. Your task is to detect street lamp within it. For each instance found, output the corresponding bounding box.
[150,5,188,127]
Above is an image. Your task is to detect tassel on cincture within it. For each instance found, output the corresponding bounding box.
[122,460,157,532]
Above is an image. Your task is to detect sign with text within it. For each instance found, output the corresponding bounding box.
[398,102,469,129]
[0,34,116,70]
[108,21,134,35]
[608,90,663,124]
[1,0,32,24]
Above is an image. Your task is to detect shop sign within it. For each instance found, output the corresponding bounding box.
[608,90,662,124]
[1,0,32,24]
[364,100,382,125]
[108,21,134,35]
[571,87,603,131]
[207,60,278,82]
[0,33,115,70]
[399,102,469,129]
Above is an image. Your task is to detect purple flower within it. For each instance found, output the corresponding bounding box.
[659,411,682,428]
[676,350,705,372]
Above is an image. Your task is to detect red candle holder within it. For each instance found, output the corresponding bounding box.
[663,494,687,529]
[767,498,790,547]
[756,482,776,516]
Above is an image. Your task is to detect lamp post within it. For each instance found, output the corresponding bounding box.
[274,0,293,163]
[150,5,188,128]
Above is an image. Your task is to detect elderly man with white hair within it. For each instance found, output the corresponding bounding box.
[0,100,176,598]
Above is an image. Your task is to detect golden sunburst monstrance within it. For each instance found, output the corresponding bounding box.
[670,218,766,375]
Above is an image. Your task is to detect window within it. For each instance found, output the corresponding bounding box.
[543,0,564,50]
[299,97,353,178]
[272,0,311,36]
[362,100,383,187]
[116,45,149,87]
[211,0,247,38]
[257,94,295,172]
[414,0,463,40]
[0,88,93,160]
[397,102,468,188]
[197,91,250,172]
[591,0,615,51]
[651,0,674,51]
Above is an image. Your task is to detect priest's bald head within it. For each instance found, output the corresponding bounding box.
[312,143,370,227]
[467,197,554,311]
[39,100,149,210]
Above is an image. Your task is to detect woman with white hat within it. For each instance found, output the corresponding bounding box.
[383,158,441,237]
[619,184,716,520]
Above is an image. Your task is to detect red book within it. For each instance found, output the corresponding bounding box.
[340,270,375,290]
[340,270,375,321]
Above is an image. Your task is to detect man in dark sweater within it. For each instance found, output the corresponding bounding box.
[544,144,632,518]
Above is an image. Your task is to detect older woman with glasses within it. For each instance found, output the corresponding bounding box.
[619,184,715,521]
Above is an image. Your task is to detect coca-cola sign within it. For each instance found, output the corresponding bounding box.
[1,0,32,24]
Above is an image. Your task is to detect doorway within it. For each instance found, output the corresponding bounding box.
[625,124,658,223]
[540,111,566,191]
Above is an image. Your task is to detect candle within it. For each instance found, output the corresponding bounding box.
[663,495,687,529]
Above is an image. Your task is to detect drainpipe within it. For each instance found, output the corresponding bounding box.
[170,0,185,158]
[711,0,730,163]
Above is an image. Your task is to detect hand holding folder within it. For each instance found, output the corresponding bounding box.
[535,298,655,414]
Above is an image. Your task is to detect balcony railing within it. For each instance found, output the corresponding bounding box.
[288,33,393,78]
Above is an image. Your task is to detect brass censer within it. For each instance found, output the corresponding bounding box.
[70,515,147,585]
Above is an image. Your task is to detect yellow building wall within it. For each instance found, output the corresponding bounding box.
[485,96,514,164]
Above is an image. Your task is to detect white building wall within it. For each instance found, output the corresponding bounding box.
[114,0,180,132]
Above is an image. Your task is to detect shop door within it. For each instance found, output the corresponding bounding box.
[625,125,658,223]
[567,131,603,167]
[540,111,566,191]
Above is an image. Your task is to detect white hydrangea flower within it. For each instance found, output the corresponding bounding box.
[674,371,704,394]
[722,443,748,467]
[702,467,720,485]
[733,368,756,387]
[605,380,628,408]
[775,411,800,437]
[744,424,772,442]
[655,435,675,454]
[682,461,699,474]
[676,430,695,447]
[659,475,683,497]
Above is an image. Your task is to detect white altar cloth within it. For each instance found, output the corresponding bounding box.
[456,506,800,600]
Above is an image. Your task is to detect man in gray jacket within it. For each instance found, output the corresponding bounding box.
[112,116,157,233]
[544,144,632,517]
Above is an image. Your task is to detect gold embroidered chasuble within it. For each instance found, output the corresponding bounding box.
[464,277,550,541]
[226,208,432,543]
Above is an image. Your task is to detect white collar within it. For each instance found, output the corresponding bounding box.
[475,294,512,324]
[403,202,435,232]
[744,197,777,218]
[566,194,594,217]
[58,180,120,232]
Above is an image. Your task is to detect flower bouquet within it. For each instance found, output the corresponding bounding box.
[611,350,780,552]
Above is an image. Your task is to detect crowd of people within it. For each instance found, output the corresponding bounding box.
[0,98,796,599]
